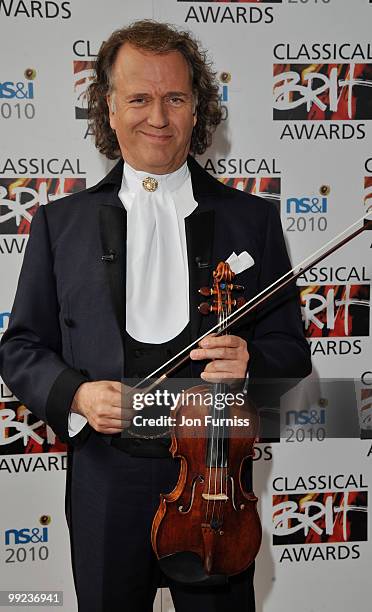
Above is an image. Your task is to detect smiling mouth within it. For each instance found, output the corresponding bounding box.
[140,132,173,141]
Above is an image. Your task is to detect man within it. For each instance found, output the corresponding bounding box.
[0,20,311,612]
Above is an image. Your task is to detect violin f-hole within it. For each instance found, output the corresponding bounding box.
[178,475,204,514]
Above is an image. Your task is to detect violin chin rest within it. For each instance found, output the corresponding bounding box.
[158,552,228,586]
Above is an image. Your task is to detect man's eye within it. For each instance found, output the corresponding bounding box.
[129,98,147,104]
[169,97,184,105]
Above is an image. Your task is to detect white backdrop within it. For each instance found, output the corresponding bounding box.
[1,1,372,611]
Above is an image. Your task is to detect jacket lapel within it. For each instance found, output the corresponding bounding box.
[186,210,214,342]
[98,202,126,349]
[93,161,126,353]
[186,155,220,342]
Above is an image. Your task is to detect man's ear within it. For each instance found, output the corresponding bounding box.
[192,94,198,127]
[107,94,116,130]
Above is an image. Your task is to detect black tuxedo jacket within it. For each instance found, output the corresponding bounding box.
[0,156,311,444]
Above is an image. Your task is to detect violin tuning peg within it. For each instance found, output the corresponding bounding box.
[198,302,212,315]
[235,297,247,309]
[198,287,212,297]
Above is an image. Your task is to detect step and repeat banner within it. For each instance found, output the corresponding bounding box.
[1,1,371,611]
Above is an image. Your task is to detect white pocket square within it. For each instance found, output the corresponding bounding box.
[226,251,255,275]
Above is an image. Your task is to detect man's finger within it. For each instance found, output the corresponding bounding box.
[203,359,242,373]
[200,371,235,382]
[199,335,243,349]
[190,347,238,361]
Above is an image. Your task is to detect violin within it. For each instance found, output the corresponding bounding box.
[132,214,371,585]
[151,262,261,585]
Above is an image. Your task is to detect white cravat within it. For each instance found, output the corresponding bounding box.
[119,161,198,343]
[68,160,198,436]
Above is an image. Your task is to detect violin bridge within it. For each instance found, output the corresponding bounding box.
[202,493,228,501]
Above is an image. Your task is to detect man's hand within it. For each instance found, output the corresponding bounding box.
[71,381,135,434]
[190,334,249,382]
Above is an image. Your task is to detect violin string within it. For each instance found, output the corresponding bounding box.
[220,298,225,502]
[218,288,228,521]
[206,389,213,522]
[217,298,227,527]
[212,343,220,525]
[218,286,233,528]
[220,302,225,498]
[224,279,237,524]
[223,297,227,502]
[206,281,221,525]
[211,298,222,526]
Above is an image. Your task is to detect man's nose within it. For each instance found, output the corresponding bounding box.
[147,99,169,128]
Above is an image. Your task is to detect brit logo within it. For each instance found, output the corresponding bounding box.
[300,284,370,338]
[359,388,372,439]
[74,60,95,119]
[273,64,372,121]
[364,176,372,228]
[273,491,367,545]
[0,177,86,234]
[219,177,280,213]
[0,402,66,454]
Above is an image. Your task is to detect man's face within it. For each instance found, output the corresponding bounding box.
[107,43,197,174]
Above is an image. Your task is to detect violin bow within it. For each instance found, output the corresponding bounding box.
[133,212,372,391]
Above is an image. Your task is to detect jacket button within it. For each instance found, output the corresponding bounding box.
[64,317,74,327]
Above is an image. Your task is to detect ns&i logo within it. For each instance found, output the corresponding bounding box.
[0,69,36,120]
[284,185,329,233]
[218,71,231,122]
[4,516,51,563]
[284,405,327,443]
[0,77,34,99]
[5,525,48,546]
[4,515,51,546]
[286,408,326,426]
[286,196,327,215]
[0,312,10,337]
